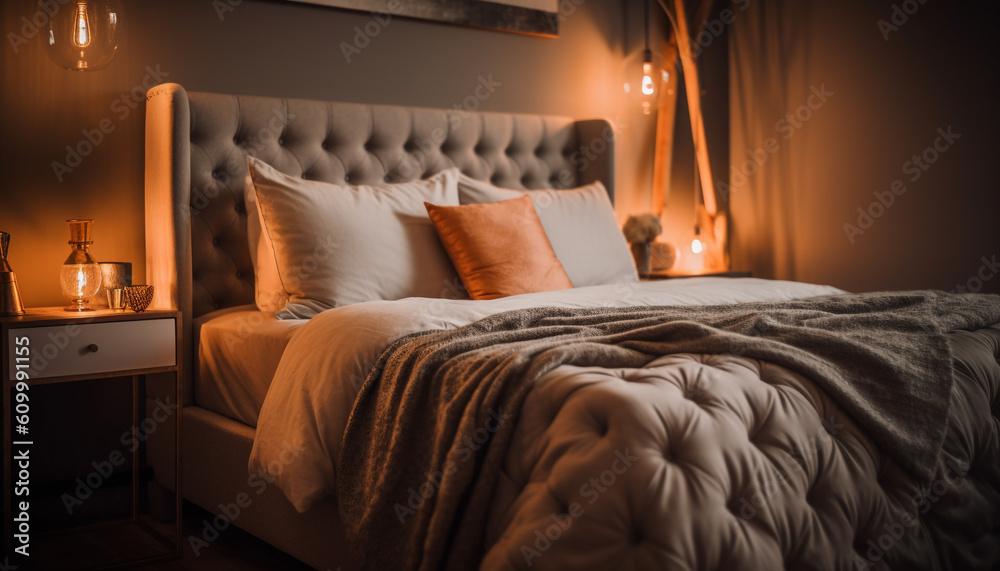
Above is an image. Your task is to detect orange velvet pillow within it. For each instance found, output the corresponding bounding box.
[425,196,574,300]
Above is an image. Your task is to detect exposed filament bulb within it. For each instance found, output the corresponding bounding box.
[74,2,92,48]
[641,62,655,96]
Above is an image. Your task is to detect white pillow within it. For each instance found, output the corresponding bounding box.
[247,157,465,318]
[457,174,637,287]
[245,173,285,313]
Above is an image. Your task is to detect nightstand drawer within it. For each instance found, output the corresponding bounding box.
[9,319,176,380]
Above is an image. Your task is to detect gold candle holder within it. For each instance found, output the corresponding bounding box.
[95,262,132,308]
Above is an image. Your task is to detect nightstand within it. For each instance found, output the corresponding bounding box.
[2,307,182,569]
[641,269,753,280]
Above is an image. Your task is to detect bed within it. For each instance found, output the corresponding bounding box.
[144,83,1000,570]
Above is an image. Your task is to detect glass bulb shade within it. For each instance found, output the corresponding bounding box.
[61,255,102,306]
[691,238,704,254]
[61,218,102,311]
[47,0,123,71]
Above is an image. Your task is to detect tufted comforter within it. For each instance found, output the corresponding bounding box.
[249,279,1000,570]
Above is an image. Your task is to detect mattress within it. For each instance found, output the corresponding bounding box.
[194,305,307,426]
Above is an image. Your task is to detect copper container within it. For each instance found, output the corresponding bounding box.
[0,232,26,316]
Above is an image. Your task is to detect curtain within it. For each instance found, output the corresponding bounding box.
[728,0,812,279]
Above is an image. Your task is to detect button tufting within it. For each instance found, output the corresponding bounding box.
[505,147,515,155]
[343,173,351,183]
[805,484,821,507]
[726,500,741,515]
[301,173,309,180]
[631,531,643,545]
[384,174,393,183]
[278,137,285,145]
[233,136,240,145]
[213,301,221,309]
[235,271,244,279]
[212,237,221,247]
[596,420,609,437]
[234,204,244,213]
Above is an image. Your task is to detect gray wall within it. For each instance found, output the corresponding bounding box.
[1,0,665,307]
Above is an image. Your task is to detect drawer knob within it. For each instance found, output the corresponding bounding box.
[86,344,99,353]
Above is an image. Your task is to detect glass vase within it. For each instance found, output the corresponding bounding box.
[60,219,102,312]
[630,241,651,273]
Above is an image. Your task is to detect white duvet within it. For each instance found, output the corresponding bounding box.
[248,277,844,512]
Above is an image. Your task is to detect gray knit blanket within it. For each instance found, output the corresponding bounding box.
[336,291,1000,571]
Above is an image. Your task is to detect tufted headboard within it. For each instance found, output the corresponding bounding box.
[144,83,614,401]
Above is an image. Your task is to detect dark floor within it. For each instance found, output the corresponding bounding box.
[23,500,319,570]
[140,501,317,570]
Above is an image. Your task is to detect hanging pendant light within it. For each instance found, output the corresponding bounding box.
[640,0,657,115]
[47,0,123,71]
[691,226,704,254]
